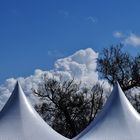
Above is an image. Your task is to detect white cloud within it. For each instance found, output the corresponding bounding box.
[87,16,97,24]
[124,33,140,47]
[54,48,99,83]
[0,48,111,110]
[113,31,140,47]
[113,31,124,38]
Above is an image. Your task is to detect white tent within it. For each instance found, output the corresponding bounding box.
[0,82,68,140]
[76,83,140,140]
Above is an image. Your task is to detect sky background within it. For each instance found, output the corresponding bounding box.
[0,0,140,84]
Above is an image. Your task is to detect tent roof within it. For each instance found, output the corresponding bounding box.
[76,83,140,140]
[0,82,68,140]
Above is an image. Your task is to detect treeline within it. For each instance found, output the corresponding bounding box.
[33,44,140,138]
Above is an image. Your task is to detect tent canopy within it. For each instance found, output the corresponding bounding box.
[76,83,140,140]
[0,82,68,140]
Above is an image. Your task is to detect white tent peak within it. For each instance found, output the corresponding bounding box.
[14,80,21,93]
[0,81,30,115]
[0,81,68,140]
[76,82,140,140]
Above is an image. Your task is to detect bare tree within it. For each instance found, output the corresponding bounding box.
[132,54,140,86]
[126,91,140,113]
[98,44,140,91]
[33,77,104,138]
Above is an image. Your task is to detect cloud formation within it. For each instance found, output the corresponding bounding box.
[54,48,99,83]
[124,33,140,47]
[0,48,110,110]
[113,31,140,47]
[1,41,138,111]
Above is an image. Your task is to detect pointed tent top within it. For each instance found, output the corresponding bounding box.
[6,80,24,98]
[115,81,123,92]
[76,82,140,140]
[15,80,20,89]
[111,81,124,98]
[0,81,68,140]
[12,80,23,95]
[111,81,123,96]
[16,80,20,86]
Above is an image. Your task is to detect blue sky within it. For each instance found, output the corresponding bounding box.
[0,0,140,84]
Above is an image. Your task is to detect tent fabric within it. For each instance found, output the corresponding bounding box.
[0,82,68,140]
[76,83,140,140]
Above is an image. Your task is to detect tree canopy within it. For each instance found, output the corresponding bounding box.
[33,78,104,138]
[98,44,140,91]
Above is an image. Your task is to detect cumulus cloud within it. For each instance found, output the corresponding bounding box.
[2,47,140,113]
[54,48,99,83]
[0,48,111,110]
